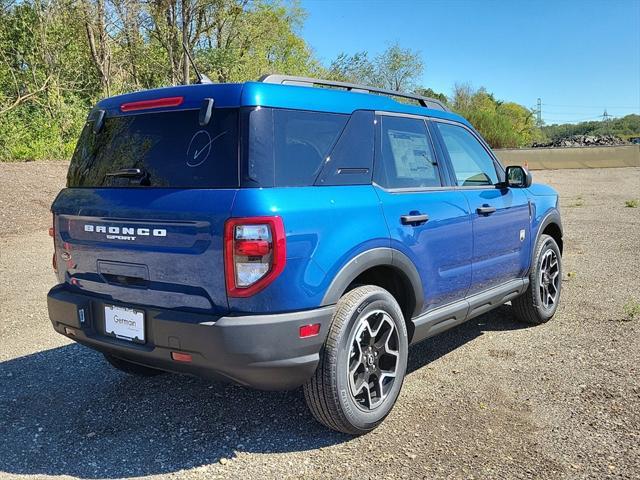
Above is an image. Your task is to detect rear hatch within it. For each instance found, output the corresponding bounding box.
[52,88,241,315]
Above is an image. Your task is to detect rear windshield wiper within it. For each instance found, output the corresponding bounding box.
[105,168,150,186]
[105,168,146,178]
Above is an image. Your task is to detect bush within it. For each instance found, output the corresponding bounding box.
[450,84,541,149]
[0,101,86,161]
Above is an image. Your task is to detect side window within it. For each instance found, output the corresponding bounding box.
[435,122,498,186]
[244,108,348,187]
[376,115,441,189]
[315,110,374,186]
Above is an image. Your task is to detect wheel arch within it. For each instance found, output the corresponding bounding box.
[529,209,563,276]
[542,221,563,254]
[536,209,563,253]
[321,248,424,339]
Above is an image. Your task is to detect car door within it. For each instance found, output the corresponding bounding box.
[432,120,531,294]
[374,114,473,315]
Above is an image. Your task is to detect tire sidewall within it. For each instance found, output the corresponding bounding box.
[332,288,408,432]
[532,235,562,320]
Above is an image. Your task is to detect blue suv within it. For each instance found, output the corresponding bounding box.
[47,75,563,434]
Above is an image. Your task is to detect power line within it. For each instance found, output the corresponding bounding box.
[542,103,639,109]
[542,107,640,114]
[543,113,610,119]
[543,115,614,124]
[535,97,639,124]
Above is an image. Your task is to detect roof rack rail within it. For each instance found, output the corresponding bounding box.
[258,74,450,112]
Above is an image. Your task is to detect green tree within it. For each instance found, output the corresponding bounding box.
[414,87,447,105]
[0,0,318,161]
[0,1,95,160]
[373,43,423,92]
[541,114,640,141]
[451,84,541,148]
[328,51,375,84]
[196,1,319,83]
[328,43,424,92]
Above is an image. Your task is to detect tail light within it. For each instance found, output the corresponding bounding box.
[49,213,57,272]
[224,216,286,297]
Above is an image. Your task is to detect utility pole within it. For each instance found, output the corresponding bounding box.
[601,109,612,134]
[531,98,542,126]
[536,98,542,126]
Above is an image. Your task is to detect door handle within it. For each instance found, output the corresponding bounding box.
[476,205,497,215]
[401,213,429,226]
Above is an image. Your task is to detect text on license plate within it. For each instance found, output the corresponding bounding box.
[104,305,145,342]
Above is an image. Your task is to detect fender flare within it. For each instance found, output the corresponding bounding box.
[528,208,563,273]
[320,247,424,317]
[534,209,563,248]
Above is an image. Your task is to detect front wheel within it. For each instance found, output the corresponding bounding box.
[303,285,408,435]
[513,234,562,324]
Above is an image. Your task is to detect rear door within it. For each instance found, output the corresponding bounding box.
[432,120,531,294]
[52,105,240,315]
[374,114,473,314]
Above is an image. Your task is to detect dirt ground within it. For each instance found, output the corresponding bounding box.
[0,163,639,479]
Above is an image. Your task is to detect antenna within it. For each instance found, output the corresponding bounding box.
[182,41,212,85]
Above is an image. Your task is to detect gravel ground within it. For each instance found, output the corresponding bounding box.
[0,163,639,479]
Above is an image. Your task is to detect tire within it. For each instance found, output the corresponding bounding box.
[303,285,408,435]
[513,234,562,325]
[104,353,165,377]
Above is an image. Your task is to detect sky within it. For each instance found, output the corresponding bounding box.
[300,0,640,124]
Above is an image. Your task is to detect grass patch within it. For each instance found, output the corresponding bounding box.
[566,195,585,208]
[624,199,639,208]
[621,299,640,322]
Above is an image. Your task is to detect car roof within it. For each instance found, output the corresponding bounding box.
[96,81,470,126]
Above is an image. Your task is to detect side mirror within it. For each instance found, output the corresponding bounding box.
[505,165,532,188]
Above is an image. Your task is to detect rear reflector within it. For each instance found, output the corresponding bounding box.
[299,323,321,338]
[171,352,192,363]
[120,96,184,112]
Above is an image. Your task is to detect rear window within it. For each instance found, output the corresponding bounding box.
[68,108,239,188]
[243,108,348,187]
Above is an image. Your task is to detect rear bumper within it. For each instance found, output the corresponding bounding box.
[47,285,334,390]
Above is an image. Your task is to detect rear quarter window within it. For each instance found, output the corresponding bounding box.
[244,108,348,187]
[68,108,239,188]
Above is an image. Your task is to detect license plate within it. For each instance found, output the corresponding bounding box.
[104,305,145,342]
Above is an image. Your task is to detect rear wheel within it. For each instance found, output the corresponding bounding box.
[303,285,408,435]
[513,234,562,324]
[104,353,165,377]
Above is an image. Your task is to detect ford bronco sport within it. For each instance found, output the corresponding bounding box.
[47,75,563,434]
